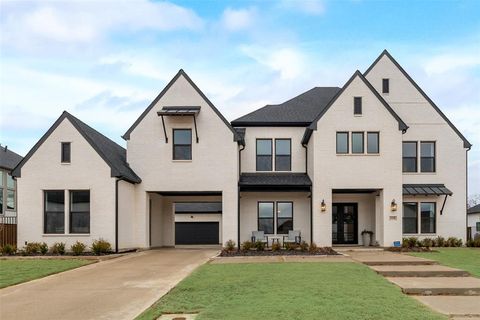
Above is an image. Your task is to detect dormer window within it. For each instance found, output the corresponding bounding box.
[354,97,362,115]
[382,78,390,93]
[61,142,71,163]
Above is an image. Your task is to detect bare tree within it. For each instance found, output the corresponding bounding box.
[468,194,480,208]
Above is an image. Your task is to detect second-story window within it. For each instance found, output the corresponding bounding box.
[173,129,192,160]
[256,139,272,171]
[420,142,435,172]
[336,132,349,154]
[275,139,291,171]
[382,79,390,93]
[354,97,362,115]
[352,132,364,154]
[367,132,379,154]
[61,142,71,163]
[402,142,417,172]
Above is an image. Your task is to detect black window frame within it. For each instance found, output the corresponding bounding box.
[256,139,273,171]
[367,132,380,154]
[69,190,90,234]
[382,78,390,93]
[420,202,436,234]
[476,222,480,232]
[274,138,291,171]
[172,129,192,160]
[354,97,362,115]
[257,201,274,234]
[402,202,418,234]
[351,132,364,154]
[61,142,71,163]
[276,201,293,235]
[44,190,65,234]
[336,132,349,154]
[420,141,436,173]
[402,141,418,172]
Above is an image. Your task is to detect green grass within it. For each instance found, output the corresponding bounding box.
[0,259,92,288]
[409,247,480,278]
[137,262,446,320]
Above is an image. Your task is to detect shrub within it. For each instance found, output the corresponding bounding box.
[71,241,86,256]
[51,242,66,255]
[434,236,445,247]
[254,240,265,251]
[224,240,236,251]
[91,239,112,255]
[402,237,418,248]
[446,237,462,247]
[299,241,309,252]
[271,242,281,252]
[466,237,480,247]
[39,242,49,255]
[285,242,297,251]
[309,242,318,253]
[25,242,42,255]
[420,238,434,248]
[241,240,253,251]
[1,244,16,255]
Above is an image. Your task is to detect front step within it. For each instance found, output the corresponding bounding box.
[363,260,438,266]
[414,296,480,317]
[387,277,480,296]
[370,265,470,277]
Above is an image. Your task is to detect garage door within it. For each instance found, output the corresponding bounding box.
[175,222,219,245]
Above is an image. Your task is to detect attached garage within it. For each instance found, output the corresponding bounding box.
[175,222,219,244]
[174,201,222,245]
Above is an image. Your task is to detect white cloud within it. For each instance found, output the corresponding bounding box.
[220,7,257,31]
[424,53,480,75]
[279,0,325,15]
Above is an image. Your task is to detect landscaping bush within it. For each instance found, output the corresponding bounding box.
[284,242,297,251]
[466,236,480,247]
[39,242,49,255]
[91,238,112,255]
[434,236,445,247]
[271,242,281,251]
[224,240,236,251]
[299,241,309,252]
[309,242,318,253]
[71,241,87,256]
[25,242,42,255]
[51,242,66,255]
[1,244,16,255]
[254,240,265,251]
[402,237,418,248]
[241,241,253,251]
[420,238,434,249]
[446,237,462,247]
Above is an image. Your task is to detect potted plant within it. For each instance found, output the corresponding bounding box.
[361,230,374,247]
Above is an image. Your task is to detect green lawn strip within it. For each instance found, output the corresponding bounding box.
[0,259,92,288]
[137,262,446,320]
[409,248,480,278]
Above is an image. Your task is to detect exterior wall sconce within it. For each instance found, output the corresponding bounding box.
[321,199,327,212]
[391,199,397,212]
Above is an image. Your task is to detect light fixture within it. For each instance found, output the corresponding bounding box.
[321,199,327,212]
[391,199,397,211]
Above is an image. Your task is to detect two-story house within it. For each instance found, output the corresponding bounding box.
[12,50,470,250]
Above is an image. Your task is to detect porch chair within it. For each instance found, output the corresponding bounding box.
[251,231,268,247]
[283,230,301,247]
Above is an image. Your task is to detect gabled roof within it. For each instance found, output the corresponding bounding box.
[231,87,341,127]
[302,70,408,144]
[12,111,141,184]
[468,204,480,215]
[122,69,241,143]
[365,50,472,149]
[0,146,23,171]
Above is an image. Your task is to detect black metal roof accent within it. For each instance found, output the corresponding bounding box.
[467,204,480,215]
[12,111,141,184]
[302,70,408,145]
[0,146,23,171]
[175,202,222,213]
[157,106,201,116]
[231,87,341,127]
[156,191,222,196]
[239,173,312,192]
[122,69,242,144]
[365,50,471,149]
[402,184,453,196]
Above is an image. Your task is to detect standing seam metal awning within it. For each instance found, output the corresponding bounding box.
[157,106,201,143]
[402,184,453,196]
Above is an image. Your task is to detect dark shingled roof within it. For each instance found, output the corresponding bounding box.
[402,184,452,196]
[12,111,141,184]
[175,202,222,213]
[239,173,312,188]
[231,87,341,126]
[468,204,480,215]
[0,146,23,171]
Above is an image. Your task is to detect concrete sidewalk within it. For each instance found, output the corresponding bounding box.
[0,248,218,320]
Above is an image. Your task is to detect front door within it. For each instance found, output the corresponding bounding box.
[332,203,358,244]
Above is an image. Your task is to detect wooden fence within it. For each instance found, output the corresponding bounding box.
[0,216,17,247]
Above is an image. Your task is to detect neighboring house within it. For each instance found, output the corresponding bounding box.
[13,50,471,250]
[0,145,22,217]
[467,204,480,240]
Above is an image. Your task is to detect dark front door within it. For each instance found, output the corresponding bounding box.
[175,222,219,245]
[332,203,358,244]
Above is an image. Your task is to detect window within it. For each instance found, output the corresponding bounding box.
[402,142,417,172]
[0,170,3,213]
[275,139,291,171]
[173,129,192,160]
[5,173,15,211]
[367,132,379,154]
[44,191,65,234]
[61,142,71,163]
[258,202,274,234]
[421,202,436,233]
[70,190,90,234]
[352,132,364,154]
[420,142,435,172]
[403,202,418,234]
[277,202,293,234]
[382,79,390,93]
[476,222,480,232]
[256,139,272,171]
[336,132,349,154]
[354,97,362,115]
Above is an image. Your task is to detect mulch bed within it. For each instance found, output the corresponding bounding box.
[220,247,339,257]
[386,247,434,253]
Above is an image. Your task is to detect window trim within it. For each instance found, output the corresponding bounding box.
[476,222,480,232]
[420,141,436,173]
[382,78,390,94]
[336,132,349,154]
[256,138,273,172]
[402,141,418,172]
[44,190,65,234]
[367,132,380,154]
[354,97,362,115]
[402,202,418,234]
[276,201,294,235]
[2,171,16,212]
[172,128,192,161]
[257,201,275,234]
[61,142,71,163]
[69,190,90,234]
[351,132,364,154]
[274,138,292,172]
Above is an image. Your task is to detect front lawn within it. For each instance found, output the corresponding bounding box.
[0,259,92,288]
[409,247,480,278]
[137,262,445,320]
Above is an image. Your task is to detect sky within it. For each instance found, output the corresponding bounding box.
[0,0,479,195]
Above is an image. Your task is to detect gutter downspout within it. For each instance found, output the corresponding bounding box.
[302,142,312,244]
[238,144,245,250]
[466,147,470,241]
[115,178,120,253]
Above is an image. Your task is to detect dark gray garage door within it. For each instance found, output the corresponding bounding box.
[175,222,219,245]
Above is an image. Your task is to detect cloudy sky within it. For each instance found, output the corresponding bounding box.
[0,0,479,194]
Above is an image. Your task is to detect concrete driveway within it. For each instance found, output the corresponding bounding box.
[0,248,218,320]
